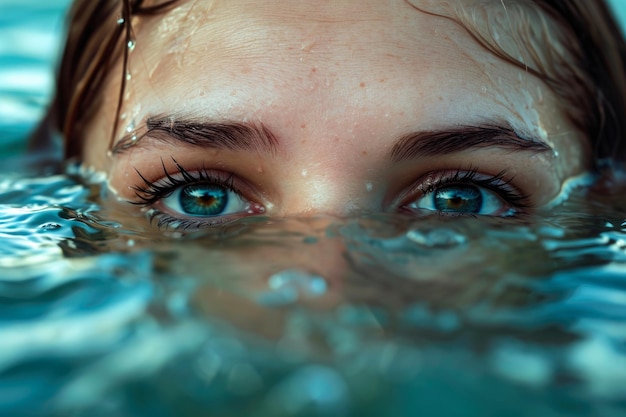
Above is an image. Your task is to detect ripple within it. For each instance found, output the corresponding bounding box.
[257,269,329,307]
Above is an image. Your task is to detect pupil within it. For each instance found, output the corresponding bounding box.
[434,185,482,213]
[180,184,228,216]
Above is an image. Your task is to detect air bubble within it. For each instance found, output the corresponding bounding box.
[406,228,467,249]
[257,269,328,307]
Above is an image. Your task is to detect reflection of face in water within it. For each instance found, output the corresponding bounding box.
[138,213,583,345]
[82,0,589,233]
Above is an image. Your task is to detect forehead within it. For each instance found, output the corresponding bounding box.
[131,2,536,107]
[137,0,466,78]
[138,0,497,61]
[120,0,575,155]
[135,0,543,63]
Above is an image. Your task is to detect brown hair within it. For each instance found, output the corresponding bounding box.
[30,0,178,157]
[32,0,626,171]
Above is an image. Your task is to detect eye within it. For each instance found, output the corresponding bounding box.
[163,183,249,217]
[398,169,531,217]
[130,159,265,230]
[407,183,513,216]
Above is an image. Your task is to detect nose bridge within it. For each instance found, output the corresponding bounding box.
[272,99,388,217]
[278,166,380,217]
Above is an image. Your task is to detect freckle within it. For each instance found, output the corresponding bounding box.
[300,123,307,129]
[311,67,317,73]
[359,82,365,88]
[361,150,368,156]
[379,78,385,83]
[301,139,307,144]
[438,96,443,101]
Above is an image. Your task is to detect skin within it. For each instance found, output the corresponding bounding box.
[76,0,595,328]
[83,0,589,224]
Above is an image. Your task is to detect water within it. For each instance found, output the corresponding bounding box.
[2,2,626,417]
[1,158,625,417]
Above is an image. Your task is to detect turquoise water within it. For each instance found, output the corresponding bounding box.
[2,2,626,417]
[0,0,70,156]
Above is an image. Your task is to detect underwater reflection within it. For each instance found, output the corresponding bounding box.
[132,213,580,347]
[2,166,626,416]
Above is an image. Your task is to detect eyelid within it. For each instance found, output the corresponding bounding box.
[130,159,263,206]
[128,160,267,230]
[391,168,532,214]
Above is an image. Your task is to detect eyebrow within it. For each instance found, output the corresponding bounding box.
[388,124,551,162]
[114,116,550,160]
[113,115,280,155]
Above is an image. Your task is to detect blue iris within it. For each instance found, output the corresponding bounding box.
[434,185,482,213]
[179,184,228,216]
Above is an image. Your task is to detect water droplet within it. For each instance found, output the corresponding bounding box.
[125,121,135,133]
[301,169,308,177]
[257,269,328,307]
[39,223,61,231]
[365,182,373,192]
[127,39,136,51]
[125,71,132,81]
[117,17,125,25]
[406,228,467,249]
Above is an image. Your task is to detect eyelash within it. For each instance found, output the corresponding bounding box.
[129,160,532,230]
[407,168,533,215]
[130,159,247,230]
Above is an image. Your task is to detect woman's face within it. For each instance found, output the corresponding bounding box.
[84,0,589,230]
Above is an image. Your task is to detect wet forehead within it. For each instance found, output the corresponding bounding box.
[136,0,490,77]
[124,0,573,157]
[132,1,507,101]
